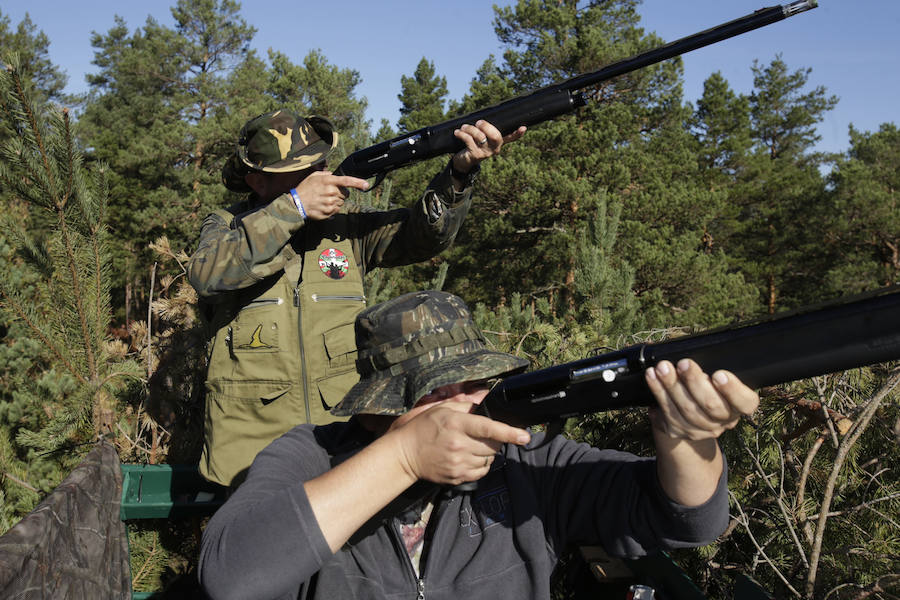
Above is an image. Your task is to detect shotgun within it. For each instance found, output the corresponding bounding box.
[481,286,900,427]
[335,1,818,187]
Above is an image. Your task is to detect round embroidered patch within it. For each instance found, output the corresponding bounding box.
[318,248,349,279]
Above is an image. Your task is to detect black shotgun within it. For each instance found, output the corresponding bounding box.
[481,287,900,427]
[335,1,818,186]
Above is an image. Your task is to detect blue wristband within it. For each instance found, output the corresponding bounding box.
[289,188,307,220]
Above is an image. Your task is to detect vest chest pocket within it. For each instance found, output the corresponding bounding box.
[229,298,286,356]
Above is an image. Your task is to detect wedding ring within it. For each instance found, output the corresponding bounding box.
[478,137,488,145]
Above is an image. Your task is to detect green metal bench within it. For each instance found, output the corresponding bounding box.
[120,463,227,520]
[120,463,227,599]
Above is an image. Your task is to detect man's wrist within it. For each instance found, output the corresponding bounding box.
[289,188,307,220]
[449,160,480,187]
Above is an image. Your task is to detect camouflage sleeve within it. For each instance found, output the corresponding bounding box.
[187,193,305,298]
[352,160,475,270]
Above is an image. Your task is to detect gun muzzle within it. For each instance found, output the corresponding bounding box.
[783,0,818,17]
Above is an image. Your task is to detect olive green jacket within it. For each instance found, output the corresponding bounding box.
[188,163,473,486]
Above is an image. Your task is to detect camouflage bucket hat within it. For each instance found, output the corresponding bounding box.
[222,110,339,192]
[331,291,529,417]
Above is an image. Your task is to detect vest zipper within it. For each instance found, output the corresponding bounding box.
[294,287,311,423]
[242,297,284,309]
[310,293,366,303]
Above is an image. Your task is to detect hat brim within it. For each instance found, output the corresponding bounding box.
[331,349,529,417]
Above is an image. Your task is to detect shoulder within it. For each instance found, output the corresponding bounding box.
[252,420,371,476]
[248,424,331,484]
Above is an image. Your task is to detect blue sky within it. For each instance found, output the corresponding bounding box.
[4,0,898,155]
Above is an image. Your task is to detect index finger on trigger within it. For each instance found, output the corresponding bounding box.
[328,174,370,191]
[470,415,531,446]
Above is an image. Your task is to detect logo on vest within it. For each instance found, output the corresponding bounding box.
[318,248,349,279]
[236,324,273,350]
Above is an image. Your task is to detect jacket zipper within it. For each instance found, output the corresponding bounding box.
[294,287,311,423]
[310,293,366,302]
[408,495,448,600]
[416,578,426,600]
[391,520,426,600]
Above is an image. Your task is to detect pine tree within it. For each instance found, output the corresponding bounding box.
[726,56,838,312]
[351,57,454,300]
[445,0,654,311]
[267,48,369,148]
[443,0,757,329]
[823,123,900,293]
[0,56,142,530]
[75,0,263,324]
[384,57,450,209]
[691,71,752,184]
[0,9,67,108]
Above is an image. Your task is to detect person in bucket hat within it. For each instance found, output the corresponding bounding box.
[330,290,529,418]
[187,109,526,488]
[200,290,760,600]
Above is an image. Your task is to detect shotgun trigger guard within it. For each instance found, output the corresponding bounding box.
[535,419,566,448]
[361,172,386,192]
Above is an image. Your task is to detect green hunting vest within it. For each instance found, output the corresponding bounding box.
[200,212,366,487]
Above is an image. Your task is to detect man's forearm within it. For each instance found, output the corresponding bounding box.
[652,431,724,507]
[304,430,417,553]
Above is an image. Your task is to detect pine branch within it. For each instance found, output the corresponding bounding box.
[53,123,98,383]
[806,368,900,598]
[0,288,87,385]
[741,433,810,568]
[730,491,803,597]
[1,471,38,493]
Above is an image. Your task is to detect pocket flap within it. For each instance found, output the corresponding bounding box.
[323,322,357,359]
[316,369,360,410]
[260,384,292,404]
[207,379,292,404]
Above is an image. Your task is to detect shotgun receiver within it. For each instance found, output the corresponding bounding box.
[335,1,818,187]
[480,286,900,427]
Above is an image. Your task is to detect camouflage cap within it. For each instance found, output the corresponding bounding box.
[331,291,529,417]
[222,110,339,192]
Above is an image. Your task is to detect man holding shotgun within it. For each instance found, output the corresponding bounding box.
[188,110,525,488]
[199,290,758,600]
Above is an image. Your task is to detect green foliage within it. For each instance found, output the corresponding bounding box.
[382,57,451,211]
[2,0,898,596]
[823,123,900,293]
[706,369,900,598]
[75,0,259,316]
[0,55,142,530]
[398,58,448,133]
[0,9,67,107]
[703,56,839,313]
